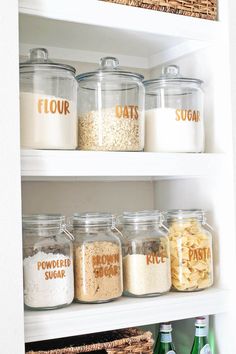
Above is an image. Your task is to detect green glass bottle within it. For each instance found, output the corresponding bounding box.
[190,317,212,354]
[154,323,176,354]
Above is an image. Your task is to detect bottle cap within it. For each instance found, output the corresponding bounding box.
[195,317,207,326]
[160,323,172,332]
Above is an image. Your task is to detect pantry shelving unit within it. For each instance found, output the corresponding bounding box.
[21,150,226,180]
[24,288,229,343]
[1,0,236,353]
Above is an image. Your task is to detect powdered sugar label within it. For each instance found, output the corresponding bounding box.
[23,251,74,308]
[200,344,212,354]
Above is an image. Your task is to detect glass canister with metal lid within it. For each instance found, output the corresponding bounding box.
[144,65,204,152]
[164,209,213,292]
[23,214,74,310]
[76,57,145,151]
[20,48,78,149]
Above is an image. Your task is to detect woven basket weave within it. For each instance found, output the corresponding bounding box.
[25,328,154,354]
[101,0,217,20]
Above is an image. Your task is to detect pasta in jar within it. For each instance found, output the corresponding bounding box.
[164,210,213,292]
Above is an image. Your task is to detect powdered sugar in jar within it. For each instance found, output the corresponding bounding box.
[23,214,74,310]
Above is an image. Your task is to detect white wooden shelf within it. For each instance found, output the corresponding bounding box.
[21,150,225,181]
[24,288,229,342]
[19,0,222,68]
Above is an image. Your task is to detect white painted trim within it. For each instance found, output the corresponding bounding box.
[21,150,225,179]
[0,1,25,353]
[24,288,229,343]
[19,0,221,42]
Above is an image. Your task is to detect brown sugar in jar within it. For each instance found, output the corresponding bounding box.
[73,213,123,303]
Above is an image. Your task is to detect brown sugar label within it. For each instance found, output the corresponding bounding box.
[146,252,167,265]
[37,258,72,280]
[175,109,201,122]
[188,247,211,262]
[92,253,120,278]
[38,98,71,115]
[115,105,139,119]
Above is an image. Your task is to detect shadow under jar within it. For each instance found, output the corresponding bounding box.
[73,213,123,303]
[118,210,171,297]
[23,214,74,310]
[76,57,145,151]
[164,209,214,292]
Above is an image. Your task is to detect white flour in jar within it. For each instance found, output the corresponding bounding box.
[20,92,77,149]
[23,251,74,308]
[123,254,171,296]
[145,108,204,152]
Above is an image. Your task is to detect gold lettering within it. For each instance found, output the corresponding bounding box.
[115,105,122,118]
[176,109,181,121]
[38,99,43,113]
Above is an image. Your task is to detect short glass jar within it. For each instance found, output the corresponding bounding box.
[20,48,78,149]
[23,214,74,310]
[118,210,171,297]
[164,210,213,292]
[73,212,123,303]
[76,56,145,151]
[144,65,204,152]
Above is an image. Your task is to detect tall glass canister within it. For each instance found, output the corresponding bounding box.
[20,48,78,149]
[76,57,145,151]
[144,65,204,152]
[23,214,74,310]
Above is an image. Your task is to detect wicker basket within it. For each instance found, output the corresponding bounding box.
[25,328,154,354]
[100,0,217,20]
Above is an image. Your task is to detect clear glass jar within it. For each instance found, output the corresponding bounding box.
[118,210,171,297]
[76,57,145,151]
[73,212,123,303]
[20,48,78,149]
[23,214,74,310]
[164,210,213,292]
[144,65,204,152]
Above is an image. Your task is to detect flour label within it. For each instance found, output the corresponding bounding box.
[200,344,212,354]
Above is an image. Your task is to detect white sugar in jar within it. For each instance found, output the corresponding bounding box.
[144,65,205,153]
[20,48,78,150]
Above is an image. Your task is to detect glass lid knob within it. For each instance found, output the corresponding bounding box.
[29,48,49,63]
[162,65,181,78]
[99,56,119,70]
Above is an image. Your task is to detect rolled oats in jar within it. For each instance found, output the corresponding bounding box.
[76,57,145,151]
[164,210,213,292]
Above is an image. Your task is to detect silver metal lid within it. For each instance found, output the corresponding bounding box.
[195,317,207,326]
[20,48,76,74]
[76,56,144,81]
[143,65,203,86]
[160,323,172,332]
